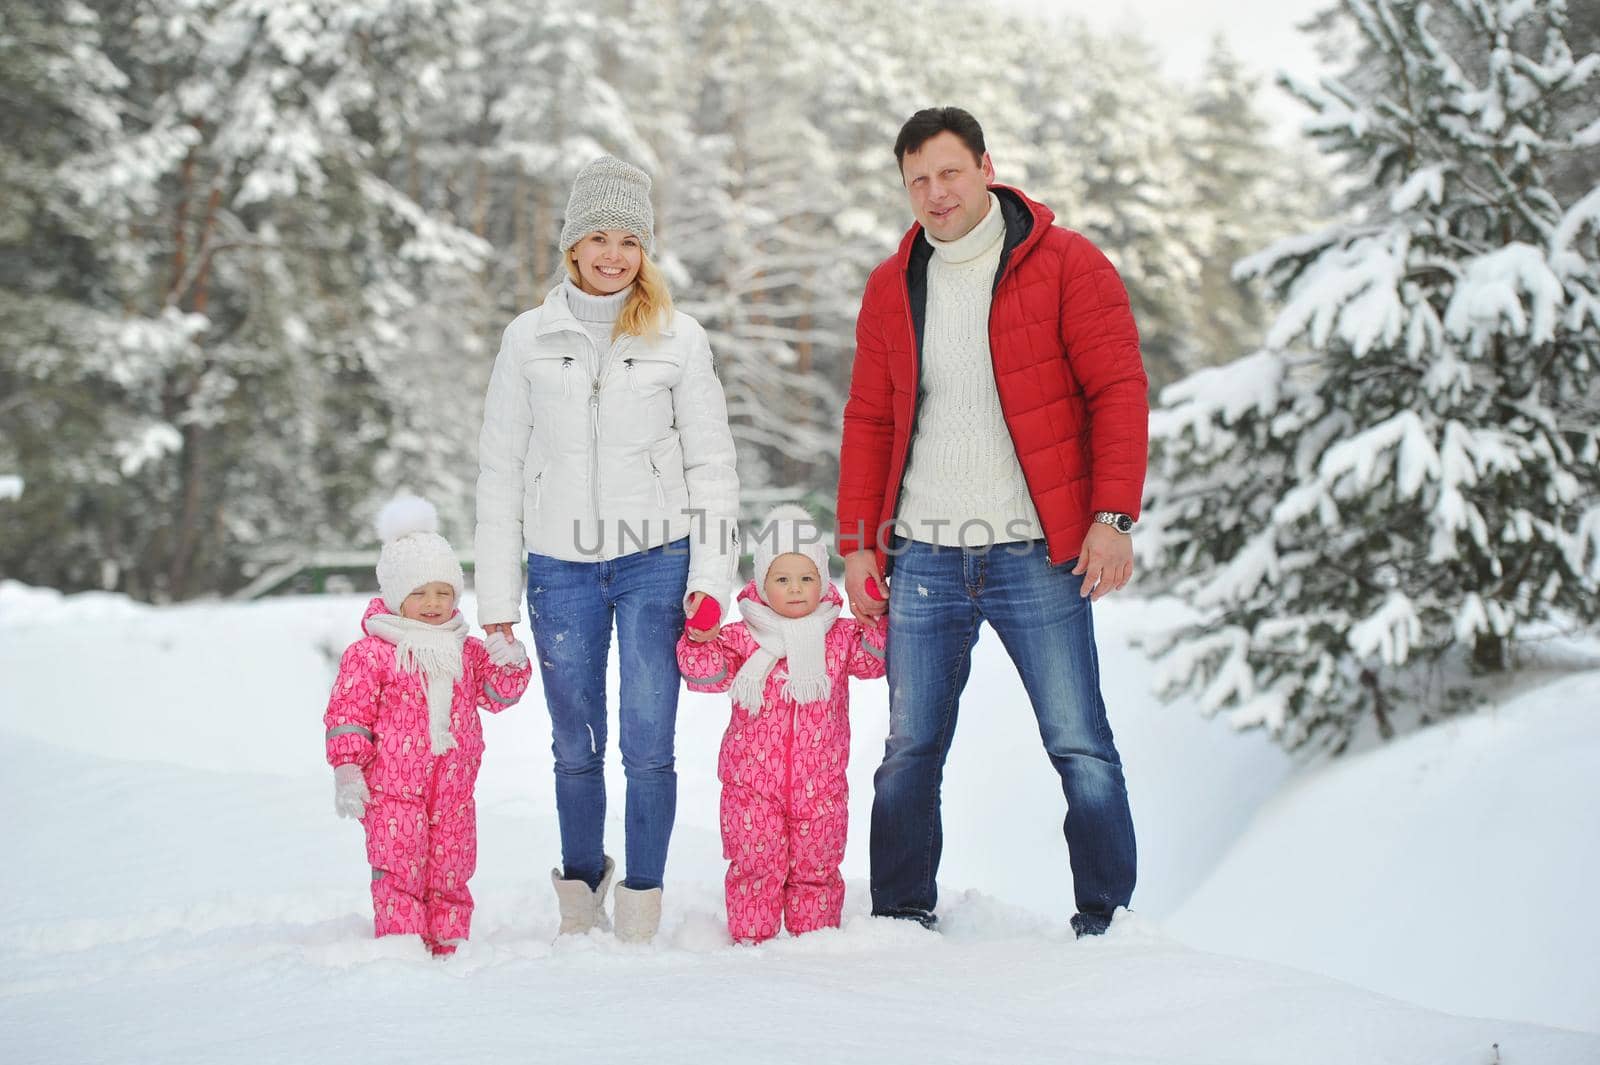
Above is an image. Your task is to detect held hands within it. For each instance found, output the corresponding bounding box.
[684,592,721,643]
[333,763,371,820]
[484,631,529,668]
[844,550,888,620]
[1072,523,1134,601]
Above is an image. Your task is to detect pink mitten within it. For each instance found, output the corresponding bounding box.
[687,595,720,631]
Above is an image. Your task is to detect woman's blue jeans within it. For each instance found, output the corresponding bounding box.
[870,538,1137,927]
[527,539,689,891]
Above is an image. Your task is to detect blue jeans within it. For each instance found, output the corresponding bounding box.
[870,538,1137,927]
[527,538,689,891]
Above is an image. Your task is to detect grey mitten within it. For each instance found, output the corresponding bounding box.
[333,763,370,820]
[485,631,528,668]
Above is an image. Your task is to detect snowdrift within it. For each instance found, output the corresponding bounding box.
[1,582,1595,1062]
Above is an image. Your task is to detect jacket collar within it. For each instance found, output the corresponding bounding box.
[893,183,1053,276]
[534,282,677,339]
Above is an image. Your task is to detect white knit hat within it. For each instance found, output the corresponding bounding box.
[749,504,832,600]
[559,155,655,253]
[374,495,465,613]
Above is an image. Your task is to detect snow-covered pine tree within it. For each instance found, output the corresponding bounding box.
[21,0,488,599]
[797,0,916,429]
[1039,31,1209,388]
[1143,0,1600,752]
[667,0,853,505]
[1183,37,1327,370]
[0,1,132,591]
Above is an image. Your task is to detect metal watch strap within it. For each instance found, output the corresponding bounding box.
[1093,510,1134,533]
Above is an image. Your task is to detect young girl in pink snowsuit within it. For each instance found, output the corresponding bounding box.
[323,496,533,956]
[676,504,887,942]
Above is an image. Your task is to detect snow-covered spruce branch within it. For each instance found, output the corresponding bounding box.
[1144,0,1600,751]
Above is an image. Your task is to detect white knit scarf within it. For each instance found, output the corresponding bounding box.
[729,596,841,717]
[363,612,468,754]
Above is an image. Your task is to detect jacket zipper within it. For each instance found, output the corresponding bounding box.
[884,262,921,566]
[786,676,798,825]
[983,225,1053,563]
[587,335,637,525]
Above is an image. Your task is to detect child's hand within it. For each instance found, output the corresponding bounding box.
[684,593,721,643]
[485,631,529,668]
[333,763,370,820]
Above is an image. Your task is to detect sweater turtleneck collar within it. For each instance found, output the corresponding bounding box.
[926,192,1005,265]
[563,278,633,325]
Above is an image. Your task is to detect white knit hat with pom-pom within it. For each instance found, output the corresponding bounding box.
[374,494,465,613]
[749,503,832,599]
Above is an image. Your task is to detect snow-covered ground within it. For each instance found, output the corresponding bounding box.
[1168,670,1600,1033]
[1,581,1596,1062]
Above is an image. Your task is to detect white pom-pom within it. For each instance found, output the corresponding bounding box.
[761,503,816,528]
[375,494,439,543]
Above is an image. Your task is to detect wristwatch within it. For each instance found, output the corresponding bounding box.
[1093,511,1135,534]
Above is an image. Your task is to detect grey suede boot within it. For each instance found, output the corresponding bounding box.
[613,883,663,943]
[551,855,615,936]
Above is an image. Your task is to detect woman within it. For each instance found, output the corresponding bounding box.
[476,155,739,942]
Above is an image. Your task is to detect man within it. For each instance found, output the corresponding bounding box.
[836,107,1146,936]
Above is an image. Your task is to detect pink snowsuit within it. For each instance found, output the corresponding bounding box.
[323,598,532,946]
[676,582,887,942]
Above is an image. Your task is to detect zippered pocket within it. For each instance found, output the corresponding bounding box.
[622,355,680,394]
[527,352,579,398]
[647,457,666,507]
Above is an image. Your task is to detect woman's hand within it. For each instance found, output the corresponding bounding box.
[483,622,516,640]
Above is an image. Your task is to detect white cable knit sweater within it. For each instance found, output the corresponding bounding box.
[897,194,1044,548]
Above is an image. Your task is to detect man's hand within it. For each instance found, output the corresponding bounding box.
[684,592,722,643]
[843,549,888,619]
[1071,524,1134,601]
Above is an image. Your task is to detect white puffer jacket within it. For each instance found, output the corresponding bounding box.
[475,284,740,627]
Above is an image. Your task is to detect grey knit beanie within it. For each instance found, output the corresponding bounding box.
[559,156,655,253]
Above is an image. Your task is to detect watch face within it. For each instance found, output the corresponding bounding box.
[1116,514,1133,533]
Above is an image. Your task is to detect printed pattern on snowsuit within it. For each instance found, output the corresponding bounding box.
[676,582,887,942]
[324,598,532,946]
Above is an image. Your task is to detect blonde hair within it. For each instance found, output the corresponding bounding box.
[564,249,674,342]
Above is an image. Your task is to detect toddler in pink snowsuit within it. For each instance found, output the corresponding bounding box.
[323,496,532,956]
[676,505,887,942]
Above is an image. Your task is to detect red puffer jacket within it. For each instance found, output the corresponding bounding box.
[836,184,1149,572]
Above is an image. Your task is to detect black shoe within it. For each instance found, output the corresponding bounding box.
[874,907,939,930]
[1070,912,1111,938]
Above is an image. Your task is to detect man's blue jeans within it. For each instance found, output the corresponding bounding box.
[870,538,1137,927]
[527,538,689,892]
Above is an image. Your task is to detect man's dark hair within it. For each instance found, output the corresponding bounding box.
[894,107,986,170]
